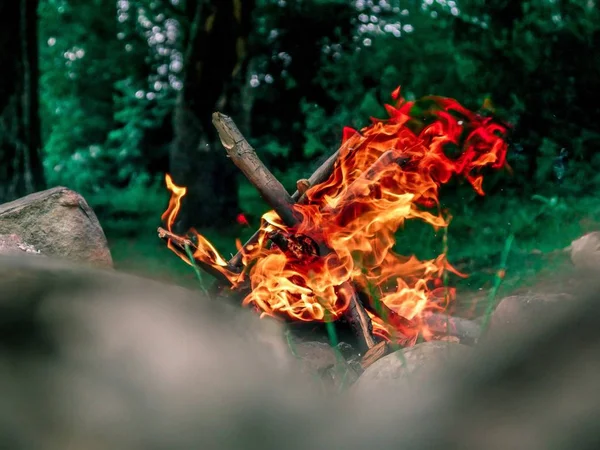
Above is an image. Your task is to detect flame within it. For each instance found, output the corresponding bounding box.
[161,174,186,230]
[160,88,509,344]
[236,213,250,227]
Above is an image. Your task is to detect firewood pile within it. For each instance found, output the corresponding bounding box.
[158,88,510,368]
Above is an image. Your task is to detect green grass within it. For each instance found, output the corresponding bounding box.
[104,193,600,321]
[107,226,243,289]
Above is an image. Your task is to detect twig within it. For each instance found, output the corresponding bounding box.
[292,148,342,202]
[212,112,300,228]
[360,341,389,369]
[339,282,376,351]
[157,227,238,286]
[228,147,345,269]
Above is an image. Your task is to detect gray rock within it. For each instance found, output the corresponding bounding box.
[423,312,481,345]
[292,340,359,390]
[1,255,600,449]
[353,341,472,394]
[0,234,42,256]
[0,254,302,450]
[325,282,600,450]
[0,187,112,267]
[570,231,600,272]
[486,292,574,339]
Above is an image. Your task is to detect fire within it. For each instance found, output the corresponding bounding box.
[160,88,509,344]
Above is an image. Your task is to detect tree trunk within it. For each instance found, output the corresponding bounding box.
[0,0,45,204]
[169,0,255,232]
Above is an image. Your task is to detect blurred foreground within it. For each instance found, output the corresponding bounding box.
[1,254,599,450]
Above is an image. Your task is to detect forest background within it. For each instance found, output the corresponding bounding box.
[1,0,599,292]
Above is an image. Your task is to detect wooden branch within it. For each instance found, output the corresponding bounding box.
[296,179,311,196]
[359,290,481,344]
[360,341,389,369]
[157,227,239,285]
[358,290,417,337]
[210,117,376,349]
[339,282,376,352]
[292,148,342,202]
[229,148,344,269]
[212,112,300,228]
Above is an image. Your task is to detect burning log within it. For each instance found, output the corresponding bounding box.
[211,113,376,350]
[360,291,481,345]
[159,87,510,365]
[323,150,410,221]
[339,282,377,351]
[228,147,344,269]
[360,341,390,370]
[157,226,238,285]
[292,148,343,202]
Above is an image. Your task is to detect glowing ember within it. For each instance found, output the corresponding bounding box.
[160,88,509,345]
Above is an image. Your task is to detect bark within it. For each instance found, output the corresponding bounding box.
[0,0,45,204]
[212,112,299,227]
[169,0,256,232]
[229,146,343,268]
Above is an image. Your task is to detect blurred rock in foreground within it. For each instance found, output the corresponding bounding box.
[0,255,599,450]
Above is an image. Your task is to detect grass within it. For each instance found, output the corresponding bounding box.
[480,233,514,332]
[101,191,599,392]
[105,192,600,321]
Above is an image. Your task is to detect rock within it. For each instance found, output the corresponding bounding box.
[324,282,600,450]
[570,231,600,272]
[423,312,481,345]
[0,234,42,256]
[0,187,112,267]
[486,292,573,339]
[353,341,472,394]
[2,254,600,449]
[292,340,359,390]
[0,254,309,449]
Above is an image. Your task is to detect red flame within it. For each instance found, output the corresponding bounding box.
[236,213,250,227]
[160,88,509,345]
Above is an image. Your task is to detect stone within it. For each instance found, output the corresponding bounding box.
[570,231,600,272]
[423,312,481,345]
[1,254,600,449]
[486,292,573,340]
[0,234,42,256]
[0,254,308,449]
[324,282,600,450]
[292,340,359,390]
[0,187,112,267]
[352,341,472,394]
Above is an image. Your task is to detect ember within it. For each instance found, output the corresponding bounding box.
[158,87,509,353]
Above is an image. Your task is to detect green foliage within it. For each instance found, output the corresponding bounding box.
[39,0,179,231]
[85,175,168,236]
[37,0,600,294]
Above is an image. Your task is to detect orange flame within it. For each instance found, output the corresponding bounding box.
[160,88,509,344]
[161,174,186,231]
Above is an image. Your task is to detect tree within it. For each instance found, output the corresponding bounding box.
[0,0,45,203]
[169,0,256,231]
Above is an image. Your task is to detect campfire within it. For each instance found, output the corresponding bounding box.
[158,87,509,367]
